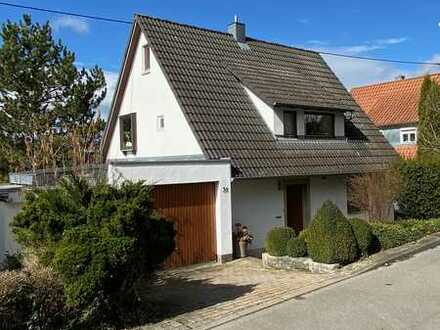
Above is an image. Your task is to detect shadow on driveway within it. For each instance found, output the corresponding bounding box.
[136,271,256,322]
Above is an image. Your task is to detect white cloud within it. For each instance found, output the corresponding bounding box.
[301,37,415,89]
[51,16,90,34]
[99,71,119,120]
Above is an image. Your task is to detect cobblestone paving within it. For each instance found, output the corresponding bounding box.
[138,258,343,329]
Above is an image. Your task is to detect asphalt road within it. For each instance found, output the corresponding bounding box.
[216,246,440,330]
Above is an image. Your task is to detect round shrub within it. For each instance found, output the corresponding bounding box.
[304,201,359,265]
[349,218,375,257]
[264,227,295,256]
[286,237,307,257]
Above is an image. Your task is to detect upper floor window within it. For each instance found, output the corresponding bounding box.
[142,44,150,73]
[157,115,165,131]
[119,113,137,153]
[283,111,297,137]
[400,128,416,144]
[304,112,334,138]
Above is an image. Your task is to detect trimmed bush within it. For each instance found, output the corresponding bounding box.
[303,201,359,265]
[264,227,295,256]
[398,160,440,219]
[286,237,307,257]
[349,218,375,257]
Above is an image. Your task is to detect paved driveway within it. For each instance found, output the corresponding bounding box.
[216,247,440,330]
[139,257,340,329]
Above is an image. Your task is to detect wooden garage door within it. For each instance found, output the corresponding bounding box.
[153,182,216,268]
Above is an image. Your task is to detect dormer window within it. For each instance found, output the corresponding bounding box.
[119,113,137,153]
[283,111,297,137]
[400,128,416,144]
[304,112,335,138]
[142,44,150,73]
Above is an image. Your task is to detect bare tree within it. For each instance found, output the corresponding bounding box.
[348,167,401,221]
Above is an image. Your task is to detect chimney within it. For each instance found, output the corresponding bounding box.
[228,15,246,43]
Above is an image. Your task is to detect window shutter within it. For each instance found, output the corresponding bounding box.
[131,113,137,153]
[119,117,124,150]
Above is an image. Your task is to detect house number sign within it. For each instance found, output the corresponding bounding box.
[222,187,229,193]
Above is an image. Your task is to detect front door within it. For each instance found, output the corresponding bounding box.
[286,185,305,234]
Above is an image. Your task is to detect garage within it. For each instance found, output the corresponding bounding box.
[153,182,217,268]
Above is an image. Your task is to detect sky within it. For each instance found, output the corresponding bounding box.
[1,0,440,117]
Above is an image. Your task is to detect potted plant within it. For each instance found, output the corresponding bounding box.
[238,225,254,258]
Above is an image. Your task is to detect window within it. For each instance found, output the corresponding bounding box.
[119,113,137,152]
[157,115,165,131]
[283,111,297,137]
[400,128,417,144]
[304,112,335,138]
[142,44,150,73]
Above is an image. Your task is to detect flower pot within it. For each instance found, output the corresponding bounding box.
[239,241,248,258]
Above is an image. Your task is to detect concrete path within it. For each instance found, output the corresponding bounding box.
[215,246,440,330]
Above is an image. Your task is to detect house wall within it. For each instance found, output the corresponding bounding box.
[231,175,348,252]
[309,175,348,220]
[231,179,284,250]
[0,191,22,262]
[107,33,204,161]
[108,160,233,261]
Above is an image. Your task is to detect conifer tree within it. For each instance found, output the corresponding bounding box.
[417,76,440,160]
[0,15,106,178]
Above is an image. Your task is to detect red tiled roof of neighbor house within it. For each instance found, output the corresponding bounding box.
[394,145,417,159]
[351,73,440,127]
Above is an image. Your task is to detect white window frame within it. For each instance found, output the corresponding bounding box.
[156,115,165,131]
[142,44,150,74]
[400,128,417,144]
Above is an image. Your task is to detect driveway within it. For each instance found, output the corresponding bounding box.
[139,257,340,329]
[216,246,440,330]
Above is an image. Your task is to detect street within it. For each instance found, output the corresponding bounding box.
[216,246,440,330]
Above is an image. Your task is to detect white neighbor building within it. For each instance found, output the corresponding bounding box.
[102,15,396,267]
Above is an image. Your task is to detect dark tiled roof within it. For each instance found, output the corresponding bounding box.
[351,74,440,127]
[135,15,396,178]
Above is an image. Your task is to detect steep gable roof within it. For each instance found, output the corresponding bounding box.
[104,15,396,178]
[351,73,440,127]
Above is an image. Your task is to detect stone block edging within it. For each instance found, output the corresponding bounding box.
[262,253,340,273]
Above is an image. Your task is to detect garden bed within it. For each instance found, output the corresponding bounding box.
[262,253,340,273]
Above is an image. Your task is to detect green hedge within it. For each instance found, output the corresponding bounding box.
[303,201,359,265]
[286,237,307,258]
[264,227,295,256]
[399,160,440,219]
[370,219,440,250]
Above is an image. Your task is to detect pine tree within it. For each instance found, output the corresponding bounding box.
[0,15,106,178]
[417,76,440,160]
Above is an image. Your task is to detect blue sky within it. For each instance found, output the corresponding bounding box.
[2,0,440,116]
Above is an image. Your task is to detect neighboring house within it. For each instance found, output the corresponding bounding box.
[101,15,395,267]
[351,73,440,159]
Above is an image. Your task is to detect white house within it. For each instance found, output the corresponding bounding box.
[102,15,396,267]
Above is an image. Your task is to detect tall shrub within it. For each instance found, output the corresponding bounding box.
[398,160,440,219]
[303,201,359,264]
[417,76,440,160]
[11,177,175,321]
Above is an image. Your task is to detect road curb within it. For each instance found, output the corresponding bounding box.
[204,233,440,329]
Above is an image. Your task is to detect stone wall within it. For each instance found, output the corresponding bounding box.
[262,253,340,273]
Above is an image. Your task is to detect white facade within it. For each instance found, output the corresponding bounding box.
[231,175,348,251]
[108,160,233,259]
[107,33,204,161]
[0,189,22,262]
